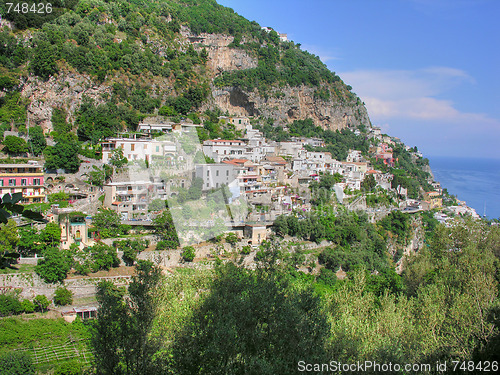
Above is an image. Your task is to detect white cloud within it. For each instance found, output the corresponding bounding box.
[339,67,497,125]
[339,67,500,158]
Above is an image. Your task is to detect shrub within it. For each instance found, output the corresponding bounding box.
[0,294,23,316]
[21,299,35,313]
[241,245,252,255]
[33,295,50,312]
[54,287,73,306]
[181,246,196,262]
[155,239,178,251]
[225,232,239,245]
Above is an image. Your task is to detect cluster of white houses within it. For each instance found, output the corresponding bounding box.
[97,120,402,225]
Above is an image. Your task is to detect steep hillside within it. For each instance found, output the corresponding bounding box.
[0,0,370,135]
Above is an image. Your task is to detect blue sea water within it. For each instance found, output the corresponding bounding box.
[428,156,500,220]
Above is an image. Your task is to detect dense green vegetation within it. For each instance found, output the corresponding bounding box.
[390,144,433,199]
[85,218,500,373]
[0,351,35,375]
[214,44,347,94]
[0,316,90,373]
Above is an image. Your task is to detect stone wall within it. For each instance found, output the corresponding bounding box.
[0,272,131,300]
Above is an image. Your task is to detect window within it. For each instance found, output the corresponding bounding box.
[216,170,219,177]
[156,146,160,152]
[9,179,15,186]
[21,179,27,186]
[226,170,229,176]
[207,170,210,176]
[131,144,135,151]
[0,179,3,186]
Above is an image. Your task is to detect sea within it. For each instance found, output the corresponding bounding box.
[428,156,500,220]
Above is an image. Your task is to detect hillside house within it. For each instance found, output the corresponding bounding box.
[0,161,45,203]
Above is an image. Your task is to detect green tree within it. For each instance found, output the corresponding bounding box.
[33,294,50,312]
[53,287,73,306]
[90,281,128,374]
[0,294,23,316]
[51,107,72,134]
[92,208,121,237]
[169,263,329,374]
[187,177,203,200]
[109,147,127,169]
[44,134,81,173]
[362,173,376,191]
[21,299,35,313]
[40,222,62,248]
[90,261,164,374]
[148,199,166,212]
[2,135,27,155]
[153,210,179,248]
[17,226,42,256]
[0,219,20,268]
[85,165,110,187]
[225,232,239,246]
[89,243,119,272]
[31,39,58,79]
[27,125,46,156]
[35,248,72,283]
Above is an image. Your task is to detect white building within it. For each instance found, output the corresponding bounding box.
[279,141,305,159]
[195,163,238,191]
[346,149,363,163]
[102,136,176,164]
[202,139,247,162]
[103,180,167,220]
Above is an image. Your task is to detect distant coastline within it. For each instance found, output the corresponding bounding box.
[428,156,500,220]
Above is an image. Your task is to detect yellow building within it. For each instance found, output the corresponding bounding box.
[423,191,442,209]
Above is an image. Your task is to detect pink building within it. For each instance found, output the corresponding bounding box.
[0,161,45,203]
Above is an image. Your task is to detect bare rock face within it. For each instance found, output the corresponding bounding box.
[21,72,112,132]
[185,31,258,74]
[19,28,370,133]
[185,32,370,130]
[210,85,371,130]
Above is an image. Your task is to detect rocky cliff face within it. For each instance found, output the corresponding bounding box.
[19,29,370,132]
[186,31,370,130]
[209,85,370,130]
[21,72,112,132]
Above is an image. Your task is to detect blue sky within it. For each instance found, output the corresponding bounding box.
[217,0,500,159]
